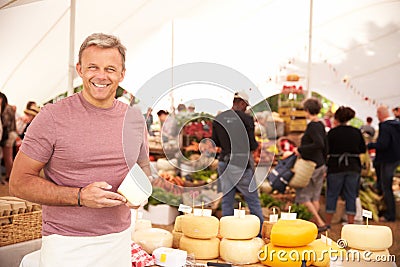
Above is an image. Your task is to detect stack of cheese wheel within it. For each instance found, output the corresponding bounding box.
[308,238,345,267]
[260,219,317,267]
[340,224,394,267]
[171,214,187,249]
[179,214,220,260]
[219,215,265,264]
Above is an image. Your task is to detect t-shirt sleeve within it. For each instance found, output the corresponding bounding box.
[20,106,56,163]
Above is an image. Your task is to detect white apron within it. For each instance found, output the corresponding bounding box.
[39,228,131,267]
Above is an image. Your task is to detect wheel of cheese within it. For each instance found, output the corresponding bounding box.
[134,219,152,232]
[259,243,313,267]
[173,215,187,232]
[181,215,219,239]
[308,239,345,267]
[172,230,184,249]
[341,224,392,251]
[179,236,220,260]
[270,219,317,247]
[220,237,265,264]
[220,215,260,239]
[133,228,173,254]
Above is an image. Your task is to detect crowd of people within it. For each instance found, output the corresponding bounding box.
[0,31,398,266]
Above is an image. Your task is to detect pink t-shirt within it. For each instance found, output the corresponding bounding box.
[20,92,149,236]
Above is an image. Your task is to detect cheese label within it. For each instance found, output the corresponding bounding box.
[280,212,297,220]
[193,208,212,217]
[269,214,278,222]
[160,253,167,262]
[234,209,246,218]
[321,234,332,246]
[178,204,192,214]
[362,209,372,219]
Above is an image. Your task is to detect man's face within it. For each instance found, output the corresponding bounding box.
[76,45,125,108]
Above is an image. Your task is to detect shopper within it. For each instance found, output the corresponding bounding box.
[293,97,328,232]
[0,92,17,183]
[9,33,151,266]
[367,105,400,222]
[212,91,264,234]
[360,116,375,140]
[325,106,366,226]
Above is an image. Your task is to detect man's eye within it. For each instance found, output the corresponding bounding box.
[88,66,97,70]
[106,68,116,72]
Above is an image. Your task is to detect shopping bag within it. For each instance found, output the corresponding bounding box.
[267,153,297,193]
[289,158,316,188]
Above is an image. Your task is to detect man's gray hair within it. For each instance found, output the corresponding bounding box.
[78,33,127,69]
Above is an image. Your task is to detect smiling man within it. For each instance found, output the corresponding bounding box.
[9,33,151,267]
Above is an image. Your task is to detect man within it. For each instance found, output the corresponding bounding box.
[212,91,264,233]
[368,105,400,222]
[9,33,151,266]
[393,106,400,120]
[360,116,375,140]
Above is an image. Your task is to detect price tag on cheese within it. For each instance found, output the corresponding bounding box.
[234,209,246,218]
[280,212,297,220]
[193,208,212,217]
[269,214,279,223]
[321,234,332,246]
[178,204,192,214]
[362,209,372,219]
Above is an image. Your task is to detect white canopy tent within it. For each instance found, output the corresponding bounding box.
[1,0,399,124]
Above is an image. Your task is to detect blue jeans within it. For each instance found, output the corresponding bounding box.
[326,171,360,214]
[379,161,400,221]
[218,162,264,234]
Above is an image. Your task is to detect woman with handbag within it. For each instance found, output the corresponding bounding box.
[293,97,328,232]
[325,106,366,226]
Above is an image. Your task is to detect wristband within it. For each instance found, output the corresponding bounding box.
[77,187,83,207]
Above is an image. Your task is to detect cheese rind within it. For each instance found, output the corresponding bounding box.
[270,219,317,247]
[341,224,392,251]
[133,228,173,254]
[172,230,184,249]
[220,237,265,264]
[308,239,344,267]
[173,215,187,232]
[179,236,220,260]
[220,215,260,239]
[181,215,219,239]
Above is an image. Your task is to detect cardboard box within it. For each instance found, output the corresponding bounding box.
[141,204,179,225]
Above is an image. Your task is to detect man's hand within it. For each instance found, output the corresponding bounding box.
[79,182,127,208]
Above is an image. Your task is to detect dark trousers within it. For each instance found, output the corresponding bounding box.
[379,160,400,221]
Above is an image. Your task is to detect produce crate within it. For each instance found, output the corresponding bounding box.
[0,210,42,246]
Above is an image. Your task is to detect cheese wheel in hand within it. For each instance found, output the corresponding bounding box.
[179,236,220,260]
[181,215,219,239]
[341,224,392,251]
[133,228,173,254]
[220,215,260,239]
[259,243,313,267]
[270,219,317,247]
[220,237,265,264]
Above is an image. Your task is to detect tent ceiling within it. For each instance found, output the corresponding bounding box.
[1,0,399,123]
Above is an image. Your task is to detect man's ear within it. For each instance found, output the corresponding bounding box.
[76,63,83,78]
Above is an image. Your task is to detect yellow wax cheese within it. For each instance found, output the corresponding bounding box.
[179,235,220,260]
[220,237,265,264]
[308,239,345,267]
[220,214,260,239]
[270,219,317,247]
[181,215,219,239]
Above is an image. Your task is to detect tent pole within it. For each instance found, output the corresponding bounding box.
[67,0,76,96]
[306,0,313,98]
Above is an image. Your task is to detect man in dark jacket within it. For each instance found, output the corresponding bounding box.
[212,91,264,234]
[368,105,400,221]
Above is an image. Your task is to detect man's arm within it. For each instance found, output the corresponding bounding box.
[9,151,127,208]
